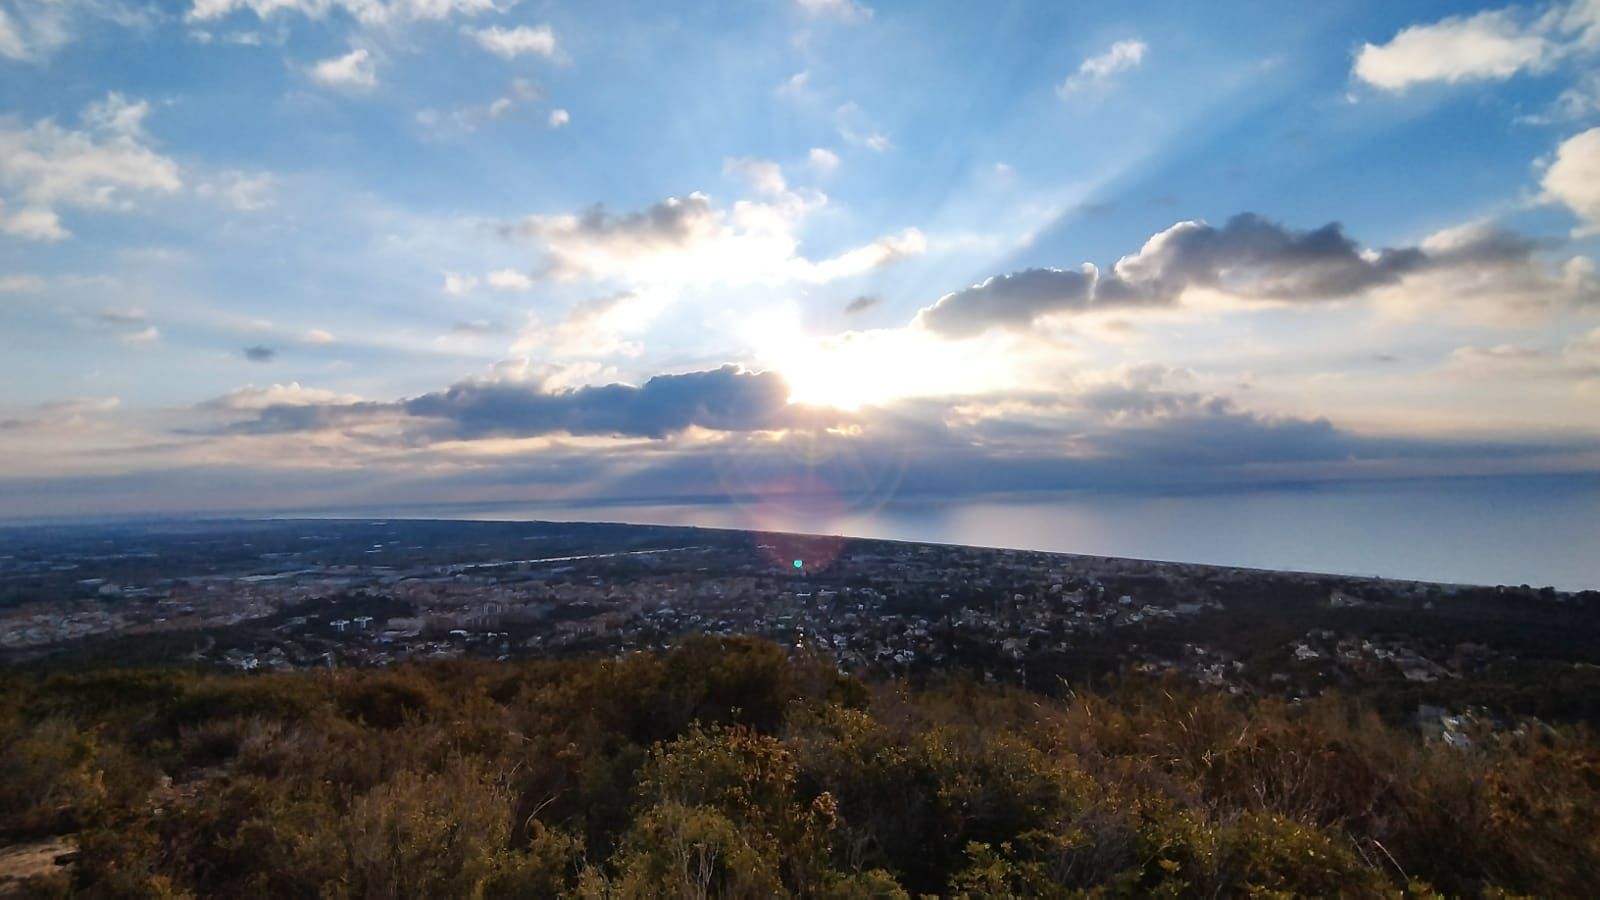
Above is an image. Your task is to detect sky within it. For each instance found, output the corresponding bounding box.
[1,0,1599,522]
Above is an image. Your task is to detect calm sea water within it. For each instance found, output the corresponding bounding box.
[334,476,1600,591]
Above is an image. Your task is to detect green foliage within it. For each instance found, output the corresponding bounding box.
[2,637,1599,897]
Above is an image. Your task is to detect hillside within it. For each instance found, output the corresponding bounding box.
[3,635,1598,897]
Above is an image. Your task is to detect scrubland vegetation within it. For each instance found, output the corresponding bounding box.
[3,635,1599,897]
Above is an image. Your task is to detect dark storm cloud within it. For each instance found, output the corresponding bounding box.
[915,213,1458,337]
[844,295,880,314]
[243,345,276,362]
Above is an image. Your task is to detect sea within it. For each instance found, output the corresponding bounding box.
[316,475,1600,592]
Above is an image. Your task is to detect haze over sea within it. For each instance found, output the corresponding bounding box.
[301,475,1600,592]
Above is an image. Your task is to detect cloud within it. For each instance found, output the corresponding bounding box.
[0,93,182,241]
[95,306,147,326]
[506,189,922,287]
[834,102,891,151]
[196,170,274,211]
[1543,127,1600,231]
[448,319,501,336]
[227,364,805,441]
[0,396,122,439]
[512,289,659,359]
[776,70,811,100]
[1354,9,1550,91]
[915,213,1434,337]
[309,47,376,90]
[408,365,798,439]
[808,228,926,281]
[808,147,840,175]
[916,267,1103,337]
[1058,39,1147,95]
[844,295,879,314]
[1519,70,1600,123]
[485,268,533,291]
[243,345,276,362]
[181,358,1598,518]
[417,79,544,137]
[1388,220,1600,321]
[0,0,151,62]
[79,304,160,345]
[515,193,724,281]
[795,0,871,23]
[205,382,361,410]
[188,0,500,26]
[302,328,335,344]
[1445,327,1600,382]
[1353,1,1600,92]
[120,325,160,345]
[468,23,557,59]
[440,272,476,295]
[0,273,45,293]
[548,108,569,129]
[723,157,788,196]
[39,396,121,415]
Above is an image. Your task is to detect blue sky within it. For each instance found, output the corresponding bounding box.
[1,0,1598,518]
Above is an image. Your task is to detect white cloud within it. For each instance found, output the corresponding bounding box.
[808,147,840,175]
[0,93,182,241]
[207,382,361,409]
[1058,39,1147,95]
[0,273,45,293]
[417,79,544,137]
[723,157,788,196]
[301,328,335,344]
[776,70,811,100]
[510,188,923,288]
[468,23,557,59]
[1354,9,1550,91]
[1518,69,1600,123]
[835,102,891,151]
[442,271,478,295]
[548,108,569,129]
[120,325,160,345]
[1543,127,1600,231]
[1353,1,1600,92]
[197,170,274,211]
[188,0,500,26]
[82,92,151,136]
[807,228,926,282]
[486,268,533,290]
[416,79,544,137]
[0,204,66,241]
[1445,327,1600,383]
[309,47,376,90]
[512,289,660,360]
[0,0,152,63]
[795,0,871,23]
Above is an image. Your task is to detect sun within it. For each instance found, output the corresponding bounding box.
[744,311,1018,411]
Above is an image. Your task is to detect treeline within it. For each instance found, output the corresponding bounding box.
[2,636,1598,897]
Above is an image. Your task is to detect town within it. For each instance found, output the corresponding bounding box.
[4,518,1599,734]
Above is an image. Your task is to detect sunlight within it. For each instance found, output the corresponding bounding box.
[744,309,1020,410]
